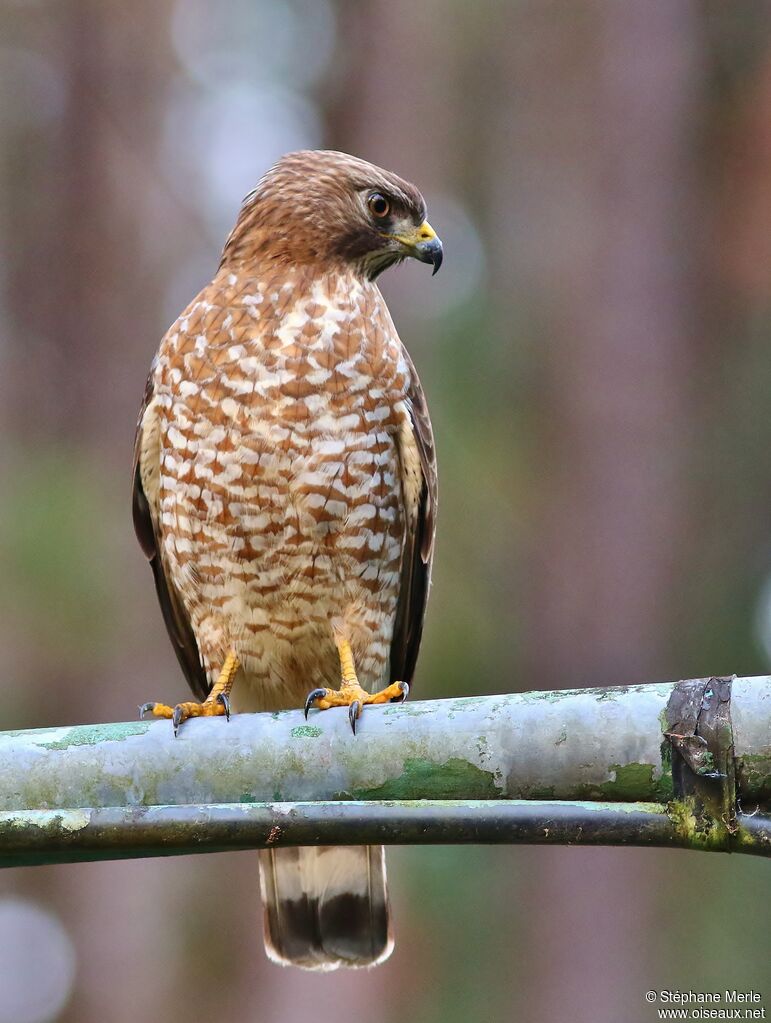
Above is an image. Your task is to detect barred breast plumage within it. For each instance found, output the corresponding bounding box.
[152,265,415,711]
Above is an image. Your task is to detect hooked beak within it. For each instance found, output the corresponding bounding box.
[390,220,443,275]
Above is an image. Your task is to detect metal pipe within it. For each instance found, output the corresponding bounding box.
[0,676,768,866]
[0,677,768,811]
[1,800,767,868]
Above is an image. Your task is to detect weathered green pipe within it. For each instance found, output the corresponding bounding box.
[0,677,768,811]
[1,801,768,868]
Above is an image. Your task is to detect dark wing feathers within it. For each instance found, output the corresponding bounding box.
[132,372,209,701]
[389,355,437,688]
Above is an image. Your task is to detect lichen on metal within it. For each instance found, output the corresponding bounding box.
[347,757,501,800]
[38,722,151,751]
[666,797,731,852]
[289,725,323,739]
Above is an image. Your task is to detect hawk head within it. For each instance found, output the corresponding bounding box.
[221,150,443,280]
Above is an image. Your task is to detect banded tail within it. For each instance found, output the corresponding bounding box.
[258,845,393,970]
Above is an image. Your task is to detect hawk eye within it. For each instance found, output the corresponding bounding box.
[367,193,390,219]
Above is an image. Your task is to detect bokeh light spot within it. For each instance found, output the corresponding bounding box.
[170,0,336,91]
[0,898,76,1023]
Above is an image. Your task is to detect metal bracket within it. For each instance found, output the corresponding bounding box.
[665,675,738,839]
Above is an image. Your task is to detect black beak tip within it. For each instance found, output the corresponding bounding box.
[428,239,443,276]
[414,236,443,275]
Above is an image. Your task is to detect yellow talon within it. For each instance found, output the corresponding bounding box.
[303,635,409,733]
[140,650,240,735]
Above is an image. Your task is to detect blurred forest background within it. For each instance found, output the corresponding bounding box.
[1,2,770,1022]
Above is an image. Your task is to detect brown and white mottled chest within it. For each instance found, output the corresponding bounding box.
[147,266,420,697]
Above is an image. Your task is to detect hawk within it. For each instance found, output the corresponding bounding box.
[133,150,440,970]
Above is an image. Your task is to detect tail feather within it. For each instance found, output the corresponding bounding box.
[258,845,393,970]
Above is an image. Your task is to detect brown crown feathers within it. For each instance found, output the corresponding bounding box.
[220,150,434,279]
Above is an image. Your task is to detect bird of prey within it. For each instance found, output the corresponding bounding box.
[133,150,440,970]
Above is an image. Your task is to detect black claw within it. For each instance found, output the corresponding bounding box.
[139,702,155,719]
[172,705,183,737]
[349,700,361,735]
[217,692,231,721]
[396,682,410,703]
[304,688,326,719]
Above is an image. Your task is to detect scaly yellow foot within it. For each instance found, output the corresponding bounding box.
[304,635,409,734]
[140,650,240,736]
